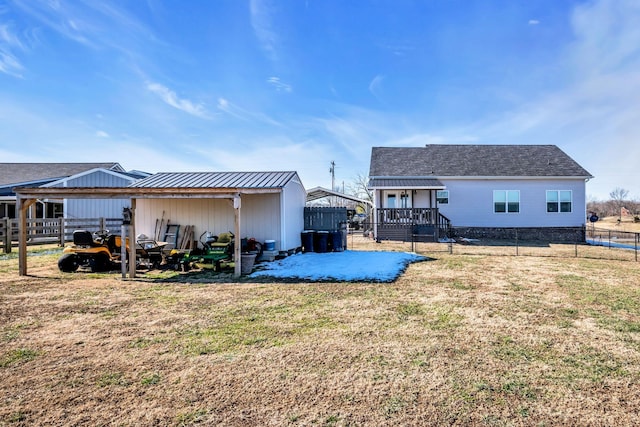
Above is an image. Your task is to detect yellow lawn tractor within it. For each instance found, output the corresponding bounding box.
[58,229,166,273]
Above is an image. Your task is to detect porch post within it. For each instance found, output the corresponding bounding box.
[233,195,241,278]
[373,190,379,240]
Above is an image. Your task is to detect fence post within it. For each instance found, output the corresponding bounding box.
[6,217,12,254]
[636,233,638,262]
[1,217,6,253]
[59,217,65,246]
[515,228,519,256]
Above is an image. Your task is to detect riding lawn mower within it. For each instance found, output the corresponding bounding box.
[58,229,166,273]
[172,231,236,271]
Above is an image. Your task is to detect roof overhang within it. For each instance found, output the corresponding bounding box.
[368,178,445,189]
[306,186,373,206]
[13,186,281,200]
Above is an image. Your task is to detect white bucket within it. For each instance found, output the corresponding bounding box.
[265,239,276,251]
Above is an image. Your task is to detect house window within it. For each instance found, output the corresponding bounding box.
[494,190,520,213]
[400,192,409,208]
[387,194,396,208]
[385,192,411,208]
[436,190,449,204]
[547,190,572,213]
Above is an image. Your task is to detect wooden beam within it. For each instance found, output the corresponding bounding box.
[234,195,241,278]
[13,187,280,200]
[128,199,136,278]
[17,197,36,276]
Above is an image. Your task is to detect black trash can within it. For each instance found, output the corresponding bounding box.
[314,231,329,253]
[329,230,343,252]
[301,230,315,252]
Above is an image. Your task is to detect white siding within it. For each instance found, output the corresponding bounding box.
[414,178,587,227]
[134,192,302,252]
[281,176,306,250]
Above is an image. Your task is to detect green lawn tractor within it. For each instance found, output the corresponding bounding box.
[179,231,235,271]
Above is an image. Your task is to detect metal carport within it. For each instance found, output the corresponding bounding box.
[13,186,281,278]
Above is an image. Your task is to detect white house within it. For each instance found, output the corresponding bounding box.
[368,144,593,242]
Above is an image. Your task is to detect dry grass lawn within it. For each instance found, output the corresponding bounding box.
[593,216,640,233]
[1,238,640,426]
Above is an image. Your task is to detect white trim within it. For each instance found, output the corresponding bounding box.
[41,167,138,187]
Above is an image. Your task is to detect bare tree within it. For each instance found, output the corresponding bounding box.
[343,172,374,218]
[609,187,630,220]
[346,173,373,202]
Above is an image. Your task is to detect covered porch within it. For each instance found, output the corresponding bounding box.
[368,178,451,242]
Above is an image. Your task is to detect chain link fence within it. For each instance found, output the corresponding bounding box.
[348,227,639,263]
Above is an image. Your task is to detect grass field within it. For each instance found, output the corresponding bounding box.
[593,216,640,233]
[1,238,640,426]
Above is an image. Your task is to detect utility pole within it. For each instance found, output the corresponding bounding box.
[329,161,336,207]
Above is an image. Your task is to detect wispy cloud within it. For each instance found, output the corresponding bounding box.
[528,19,540,25]
[147,82,210,119]
[217,97,281,126]
[250,0,279,62]
[0,24,25,77]
[368,74,385,101]
[95,130,109,138]
[267,76,292,92]
[7,0,162,71]
[460,0,640,198]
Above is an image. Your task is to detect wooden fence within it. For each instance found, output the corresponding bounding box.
[304,207,347,231]
[0,217,122,253]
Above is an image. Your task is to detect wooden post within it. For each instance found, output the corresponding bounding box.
[18,197,36,276]
[1,218,5,253]
[58,217,65,247]
[5,217,12,254]
[234,195,241,278]
[128,199,137,279]
[121,224,127,279]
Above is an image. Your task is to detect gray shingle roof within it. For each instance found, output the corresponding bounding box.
[0,163,123,187]
[129,171,298,189]
[369,145,592,178]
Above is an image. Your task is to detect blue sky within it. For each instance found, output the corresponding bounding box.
[1,0,639,200]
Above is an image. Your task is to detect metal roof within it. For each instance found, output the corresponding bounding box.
[128,171,298,189]
[368,178,445,189]
[306,186,373,205]
[369,145,592,178]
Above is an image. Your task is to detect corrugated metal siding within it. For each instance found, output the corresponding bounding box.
[66,198,131,219]
[130,171,297,189]
[67,171,133,187]
[369,178,445,188]
[62,170,135,219]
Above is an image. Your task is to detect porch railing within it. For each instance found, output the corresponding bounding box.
[374,208,451,241]
[376,208,442,225]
